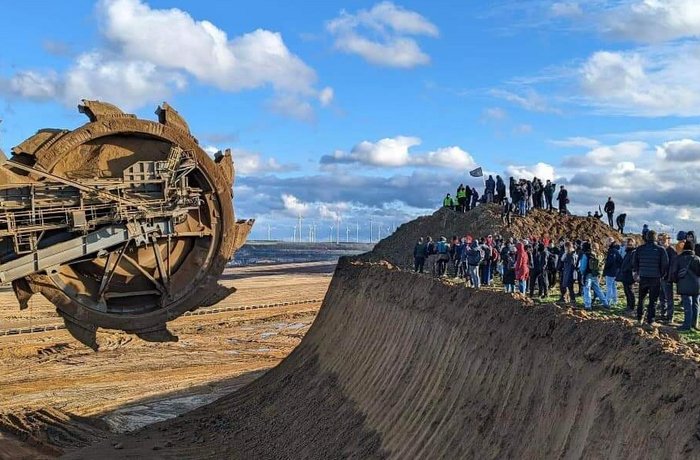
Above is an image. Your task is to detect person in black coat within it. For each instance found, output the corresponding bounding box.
[658,233,677,322]
[558,241,578,304]
[670,241,700,330]
[603,238,623,307]
[604,197,615,227]
[617,238,637,311]
[556,185,568,215]
[530,243,549,298]
[615,213,627,234]
[633,230,670,325]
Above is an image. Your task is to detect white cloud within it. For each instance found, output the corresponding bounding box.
[281,194,310,216]
[338,135,419,167]
[326,2,438,68]
[320,136,476,169]
[580,47,700,116]
[604,0,700,43]
[505,162,556,181]
[100,0,317,95]
[562,141,649,167]
[204,146,296,175]
[550,2,582,18]
[656,139,700,162]
[5,71,59,100]
[2,53,184,110]
[1,0,329,118]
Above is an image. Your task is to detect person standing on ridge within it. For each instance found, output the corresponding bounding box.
[618,238,637,312]
[604,197,615,227]
[485,175,496,203]
[515,242,530,294]
[580,242,609,311]
[558,241,578,304]
[556,185,569,215]
[633,230,669,326]
[603,237,623,307]
[670,241,700,331]
[471,187,479,209]
[436,237,450,277]
[443,193,454,210]
[413,237,426,273]
[544,180,555,211]
[456,185,467,213]
[658,233,677,323]
[496,175,506,205]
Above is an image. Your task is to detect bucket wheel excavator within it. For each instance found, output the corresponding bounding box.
[0,100,253,350]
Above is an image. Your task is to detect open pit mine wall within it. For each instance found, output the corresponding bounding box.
[226,259,700,459]
[74,258,700,459]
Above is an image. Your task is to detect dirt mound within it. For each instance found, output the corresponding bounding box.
[0,407,109,457]
[369,205,625,268]
[70,260,700,459]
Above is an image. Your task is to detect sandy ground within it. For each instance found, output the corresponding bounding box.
[0,262,333,459]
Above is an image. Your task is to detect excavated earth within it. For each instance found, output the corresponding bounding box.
[68,209,700,459]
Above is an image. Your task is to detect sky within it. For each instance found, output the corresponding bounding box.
[2,0,700,241]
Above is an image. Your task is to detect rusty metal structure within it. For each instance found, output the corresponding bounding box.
[0,100,253,349]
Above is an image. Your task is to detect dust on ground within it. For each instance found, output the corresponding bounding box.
[0,262,333,459]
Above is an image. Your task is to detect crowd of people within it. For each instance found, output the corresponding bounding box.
[413,230,700,331]
[443,176,628,233]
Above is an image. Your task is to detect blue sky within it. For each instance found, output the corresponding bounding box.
[2,0,700,240]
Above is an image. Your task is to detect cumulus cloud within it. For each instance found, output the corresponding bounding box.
[203,146,296,175]
[604,0,700,43]
[326,2,438,68]
[656,139,700,162]
[505,162,556,182]
[320,136,477,169]
[561,141,649,167]
[580,48,700,117]
[0,0,329,118]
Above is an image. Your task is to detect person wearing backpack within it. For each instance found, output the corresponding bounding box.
[579,242,609,310]
[632,230,669,325]
[670,241,700,331]
[466,241,483,288]
[436,237,450,277]
[603,237,623,307]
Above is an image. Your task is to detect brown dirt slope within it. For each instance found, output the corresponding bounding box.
[71,260,700,459]
[369,205,625,268]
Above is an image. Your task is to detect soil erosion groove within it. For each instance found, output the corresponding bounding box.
[72,258,700,459]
